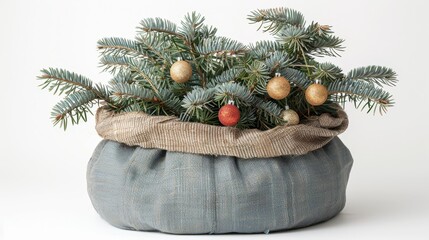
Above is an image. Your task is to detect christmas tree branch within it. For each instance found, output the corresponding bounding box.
[181,87,216,122]
[196,36,247,56]
[214,82,254,106]
[51,91,98,130]
[253,97,283,129]
[347,66,398,87]
[138,18,185,41]
[111,83,155,103]
[97,38,150,59]
[328,80,394,114]
[207,68,243,87]
[38,68,111,102]
[249,40,283,59]
[100,55,160,94]
[311,63,344,82]
[248,7,305,33]
[281,67,312,89]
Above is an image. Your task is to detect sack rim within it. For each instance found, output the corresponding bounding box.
[95,107,348,159]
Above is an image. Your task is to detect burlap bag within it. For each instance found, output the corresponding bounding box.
[87,107,353,234]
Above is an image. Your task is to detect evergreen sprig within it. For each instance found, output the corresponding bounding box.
[347,66,398,87]
[39,7,398,130]
[328,79,394,114]
[38,68,94,96]
[51,91,98,130]
[248,8,306,33]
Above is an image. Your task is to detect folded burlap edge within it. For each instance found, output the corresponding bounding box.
[95,107,348,159]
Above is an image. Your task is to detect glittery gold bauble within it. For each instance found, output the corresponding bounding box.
[266,76,291,100]
[305,83,329,106]
[280,109,300,126]
[170,60,192,83]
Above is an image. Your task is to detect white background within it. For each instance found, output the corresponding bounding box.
[1,0,428,239]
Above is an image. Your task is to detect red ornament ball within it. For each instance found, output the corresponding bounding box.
[218,104,240,126]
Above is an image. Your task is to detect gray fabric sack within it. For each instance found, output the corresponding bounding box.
[87,136,353,234]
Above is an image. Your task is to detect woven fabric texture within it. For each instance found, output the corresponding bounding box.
[95,108,348,159]
[87,137,353,234]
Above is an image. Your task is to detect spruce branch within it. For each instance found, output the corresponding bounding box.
[153,88,183,115]
[242,61,271,93]
[136,33,173,62]
[264,50,292,73]
[97,37,149,59]
[196,36,247,56]
[281,67,312,89]
[111,83,155,103]
[138,18,184,40]
[277,25,310,53]
[109,70,136,85]
[328,79,394,114]
[235,107,257,129]
[38,68,111,101]
[308,34,344,57]
[199,24,218,39]
[214,82,254,106]
[38,68,94,95]
[248,7,305,33]
[179,12,205,42]
[207,68,243,87]
[347,66,398,87]
[100,55,160,94]
[311,62,344,82]
[51,91,98,130]
[253,97,283,129]
[249,40,283,59]
[181,87,216,122]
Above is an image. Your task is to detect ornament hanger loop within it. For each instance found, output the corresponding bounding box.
[275,72,281,77]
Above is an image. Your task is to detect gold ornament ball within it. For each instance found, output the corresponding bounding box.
[280,109,300,126]
[170,60,192,83]
[305,83,329,106]
[266,76,291,100]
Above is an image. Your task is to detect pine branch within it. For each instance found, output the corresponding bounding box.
[153,88,183,115]
[281,67,312,89]
[207,68,243,87]
[235,107,257,129]
[109,70,136,85]
[97,37,149,59]
[328,79,394,114]
[100,55,160,94]
[38,68,111,101]
[181,87,216,122]
[111,83,155,103]
[249,40,283,59]
[196,36,247,56]
[199,24,218,39]
[248,7,305,33]
[347,66,398,87]
[276,25,311,54]
[214,82,254,106]
[136,32,175,62]
[253,97,283,129]
[264,50,292,73]
[138,18,183,40]
[51,91,98,130]
[179,12,205,42]
[311,62,344,82]
[308,34,344,57]
[242,61,271,93]
[38,68,94,95]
